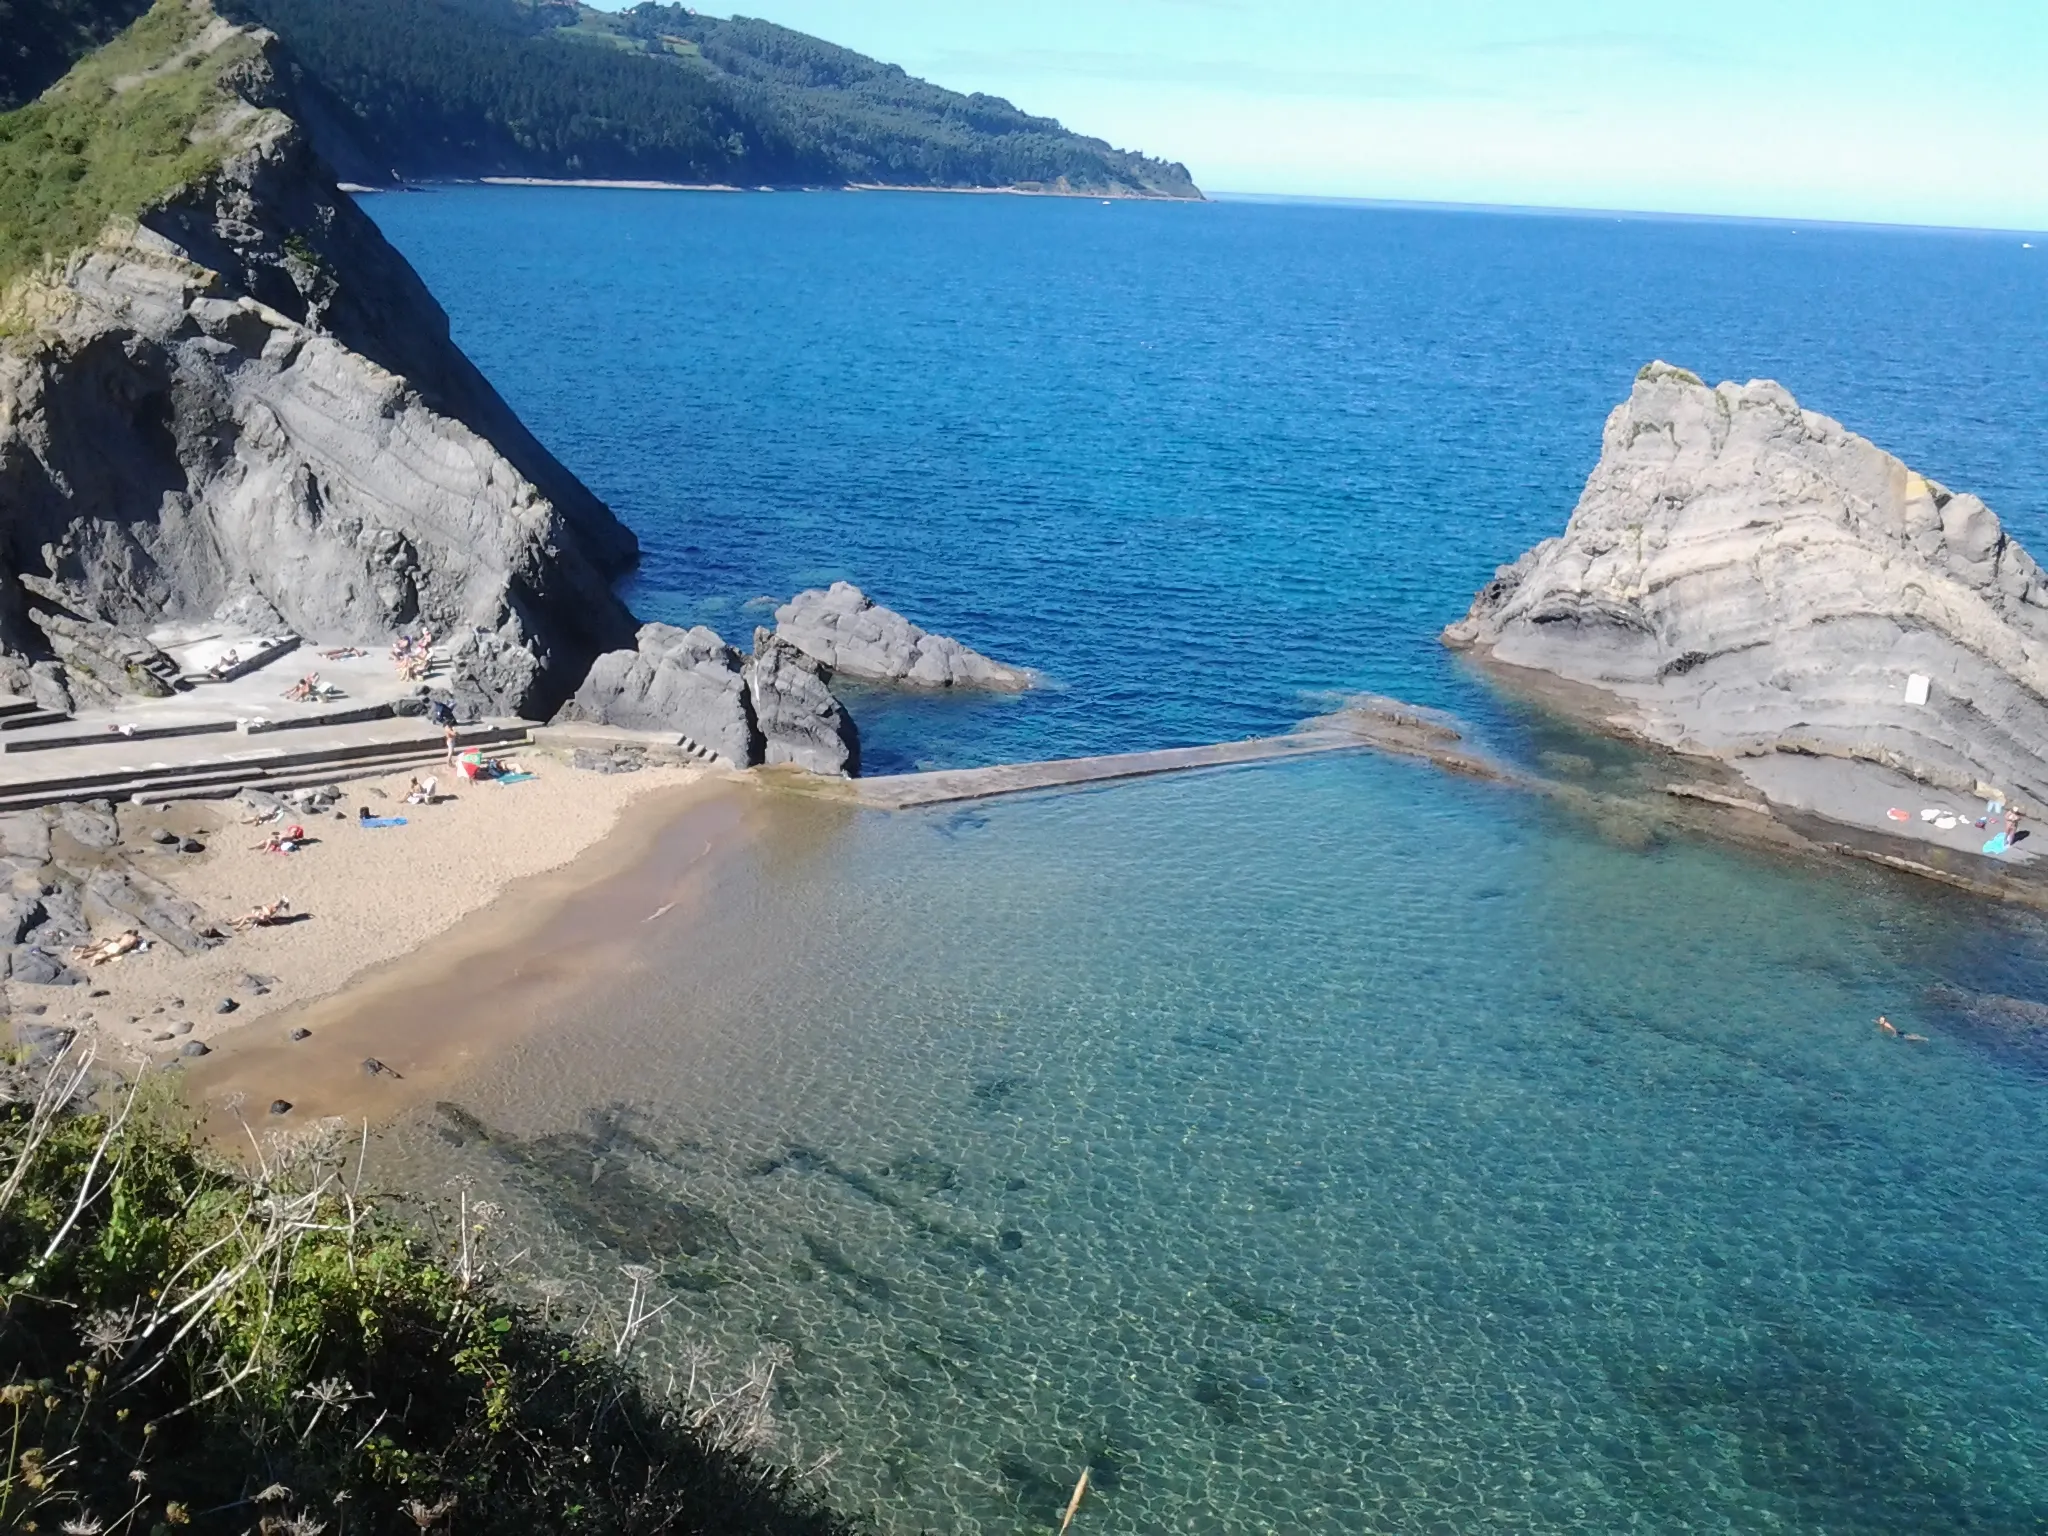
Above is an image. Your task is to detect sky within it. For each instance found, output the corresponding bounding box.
[606,1,2048,231]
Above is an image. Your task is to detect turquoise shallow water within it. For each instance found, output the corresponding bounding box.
[355,191,2048,1529]
[377,755,2048,1533]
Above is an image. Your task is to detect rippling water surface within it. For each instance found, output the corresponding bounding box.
[364,190,2048,1531]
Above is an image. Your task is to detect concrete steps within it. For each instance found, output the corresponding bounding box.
[2,718,238,754]
[0,723,531,814]
[0,707,70,733]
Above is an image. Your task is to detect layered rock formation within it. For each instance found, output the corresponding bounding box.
[775,583,1032,690]
[0,1,638,718]
[1447,362,2048,805]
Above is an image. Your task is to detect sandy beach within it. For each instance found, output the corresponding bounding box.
[38,759,718,1069]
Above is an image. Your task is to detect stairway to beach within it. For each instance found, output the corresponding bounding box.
[0,697,535,814]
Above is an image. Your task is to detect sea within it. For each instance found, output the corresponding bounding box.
[363,187,2048,1533]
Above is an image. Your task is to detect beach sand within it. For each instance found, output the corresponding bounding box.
[49,760,720,1068]
[176,773,781,1130]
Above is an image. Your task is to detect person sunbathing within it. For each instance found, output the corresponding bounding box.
[254,823,307,854]
[282,673,322,702]
[70,930,142,966]
[231,897,291,929]
[322,646,367,660]
[404,775,438,806]
[208,648,240,679]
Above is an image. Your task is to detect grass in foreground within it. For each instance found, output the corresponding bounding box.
[0,1044,860,1534]
[0,0,254,296]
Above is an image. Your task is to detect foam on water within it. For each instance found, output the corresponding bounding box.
[375,757,2048,1532]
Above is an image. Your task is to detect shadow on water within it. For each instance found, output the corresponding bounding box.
[431,1101,734,1265]
[1609,1315,2047,1533]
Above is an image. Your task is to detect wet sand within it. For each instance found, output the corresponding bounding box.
[179,776,815,1129]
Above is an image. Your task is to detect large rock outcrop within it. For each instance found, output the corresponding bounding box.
[775,583,1031,689]
[561,624,859,776]
[1446,362,2048,804]
[0,1,638,718]
[745,630,859,776]
[556,622,757,764]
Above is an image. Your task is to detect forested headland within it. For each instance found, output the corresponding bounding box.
[0,0,1200,197]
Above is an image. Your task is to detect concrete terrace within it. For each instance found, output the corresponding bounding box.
[0,637,518,812]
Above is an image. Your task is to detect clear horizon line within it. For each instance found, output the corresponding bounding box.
[1205,190,2047,240]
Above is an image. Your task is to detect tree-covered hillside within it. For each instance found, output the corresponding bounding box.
[224,0,1203,196]
[0,0,151,110]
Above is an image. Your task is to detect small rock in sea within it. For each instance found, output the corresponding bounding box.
[268,1099,292,1116]
[179,1040,210,1057]
[1004,1176,1029,1191]
[289,1027,310,1041]
[171,1021,192,1036]
[215,998,237,1014]
[150,828,178,846]
[998,1229,1025,1251]
[179,838,204,854]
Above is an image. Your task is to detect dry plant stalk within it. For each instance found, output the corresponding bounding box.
[1058,1466,1090,1533]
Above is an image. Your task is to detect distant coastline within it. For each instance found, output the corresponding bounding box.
[339,176,1207,202]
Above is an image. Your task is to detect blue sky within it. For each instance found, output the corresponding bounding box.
[601,1,2047,230]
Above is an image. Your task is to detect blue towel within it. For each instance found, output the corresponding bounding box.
[359,816,408,828]
[494,772,537,785]
[1984,833,2008,855]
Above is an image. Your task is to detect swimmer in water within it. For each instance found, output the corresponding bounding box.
[1876,1016,1898,1035]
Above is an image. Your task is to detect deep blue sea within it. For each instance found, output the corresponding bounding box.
[367,189,2048,1533]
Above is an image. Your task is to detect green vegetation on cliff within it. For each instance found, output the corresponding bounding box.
[0,0,258,294]
[0,1052,857,1534]
[225,0,1202,195]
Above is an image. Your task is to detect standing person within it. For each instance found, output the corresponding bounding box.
[444,721,457,767]
[2006,805,2024,844]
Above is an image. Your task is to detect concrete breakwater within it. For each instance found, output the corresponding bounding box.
[836,699,1504,810]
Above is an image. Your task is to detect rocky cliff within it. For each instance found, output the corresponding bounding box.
[1446,362,2048,805]
[0,0,638,718]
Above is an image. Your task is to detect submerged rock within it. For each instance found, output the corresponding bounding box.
[1447,363,2048,806]
[555,623,758,764]
[774,582,1031,689]
[745,632,859,776]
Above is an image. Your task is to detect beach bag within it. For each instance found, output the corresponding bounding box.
[429,699,456,727]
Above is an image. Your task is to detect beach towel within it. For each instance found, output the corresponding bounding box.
[1984,834,2009,855]
[1886,808,1910,822]
[359,816,408,829]
[494,772,537,785]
